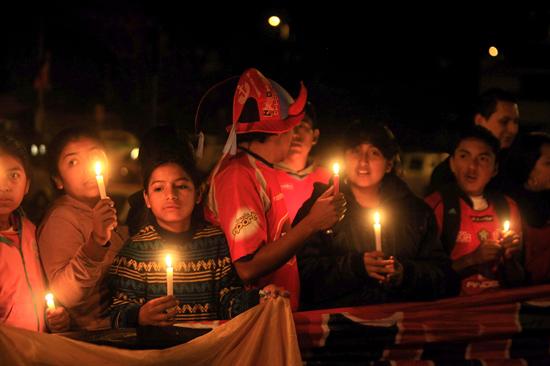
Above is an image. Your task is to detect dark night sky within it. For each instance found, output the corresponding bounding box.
[2,2,550,150]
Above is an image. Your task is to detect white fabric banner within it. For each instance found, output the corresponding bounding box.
[0,297,302,366]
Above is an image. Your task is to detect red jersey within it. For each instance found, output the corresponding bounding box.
[275,163,331,222]
[205,151,300,310]
[425,192,522,296]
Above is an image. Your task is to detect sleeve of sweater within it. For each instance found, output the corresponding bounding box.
[211,234,259,319]
[294,182,372,306]
[217,274,260,320]
[38,212,109,308]
[109,242,147,328]
[297,231,371,306]
[397,206,459,300]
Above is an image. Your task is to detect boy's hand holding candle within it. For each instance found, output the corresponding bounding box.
[499,220,521,259]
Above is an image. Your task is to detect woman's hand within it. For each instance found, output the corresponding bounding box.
[46,306,71,333]
[138,296,178,326]
[92,198,118,246]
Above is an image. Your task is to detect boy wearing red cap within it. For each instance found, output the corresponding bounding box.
[204,69,345,310]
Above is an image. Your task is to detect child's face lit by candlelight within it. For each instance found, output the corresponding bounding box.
[344,143,392,190]
[0,154,30,227]
[144,163,197,233]
[53,138,107,204]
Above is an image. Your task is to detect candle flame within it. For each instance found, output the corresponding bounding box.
[374,211,380,225]
[94,161,102,176]
[165,254,172,268]
[332,163,340,175]
[503,220,510,232]
[45,292,55,310]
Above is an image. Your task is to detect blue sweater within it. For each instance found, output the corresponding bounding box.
[109,223,259,327]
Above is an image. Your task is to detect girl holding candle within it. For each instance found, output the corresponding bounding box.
[0,135,70,332]
[295,121,452,310]
[38,128,126,330]
[109,135,277,327]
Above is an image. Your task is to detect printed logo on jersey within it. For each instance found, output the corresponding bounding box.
[456,230,472,243]
[471,215,494,223]
[231,210,260,238]
[273,193,285,201]
[477,229,490,242]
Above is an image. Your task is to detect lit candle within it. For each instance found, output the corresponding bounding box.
[45,293,56,311]
[503,220,510,233]
[332,162,340,194]
[94,162,107,199]
[373,211,382,252]
[165,254,174,296]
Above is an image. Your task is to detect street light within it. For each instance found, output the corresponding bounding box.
[268,16,281,27]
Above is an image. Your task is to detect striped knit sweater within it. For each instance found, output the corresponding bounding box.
[109,223,259,328]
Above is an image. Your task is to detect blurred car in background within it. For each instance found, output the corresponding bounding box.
[401,151,448,197]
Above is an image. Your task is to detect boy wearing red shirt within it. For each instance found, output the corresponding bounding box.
[425,126,524,295]
[204,69,345,310]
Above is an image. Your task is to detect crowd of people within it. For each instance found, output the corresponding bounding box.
[0,68,548,336]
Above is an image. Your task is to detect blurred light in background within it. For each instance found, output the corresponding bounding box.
[130,147,140,160]
[488,46,499,57]
[268,16,281,27]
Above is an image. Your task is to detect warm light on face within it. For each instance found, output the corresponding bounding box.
[95,161,102,176]
[165,254,172,268]
[488,46,498,57]
[332,162,340,175]
[374,211,381,225]
[268,16,281,27]
[503,220,510,232]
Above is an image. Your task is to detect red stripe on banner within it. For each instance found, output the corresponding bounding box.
[466,338,511,360]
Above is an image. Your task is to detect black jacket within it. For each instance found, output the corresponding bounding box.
[294,174,457,310]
